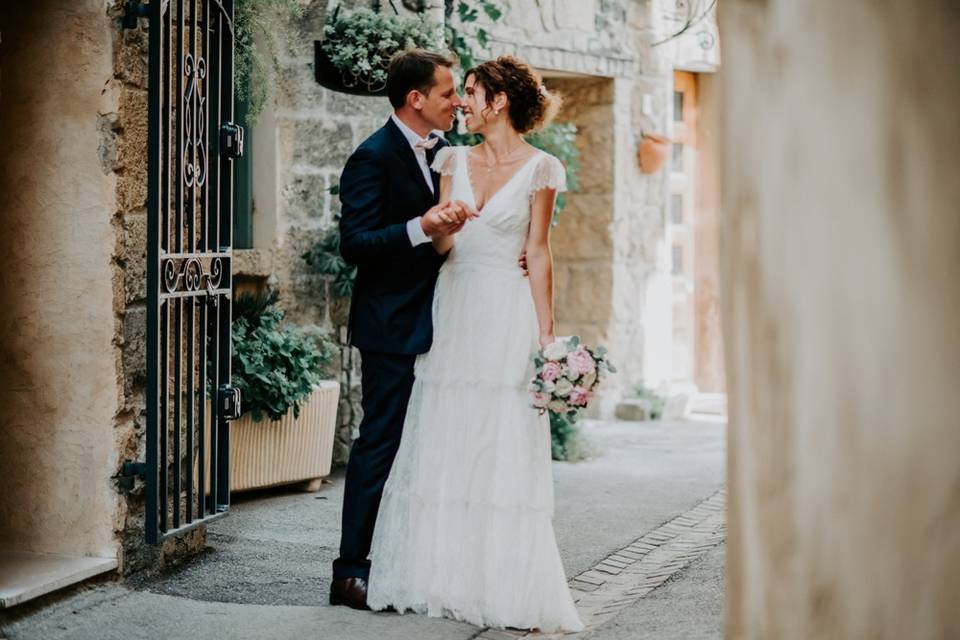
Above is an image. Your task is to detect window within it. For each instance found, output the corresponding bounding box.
[672,245,683,275]
[673,90,684,122]
[672,143,684,172]
[671,194,683,224]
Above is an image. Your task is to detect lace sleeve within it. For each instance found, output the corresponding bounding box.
[530,154,567,194]
[430,146,457,176]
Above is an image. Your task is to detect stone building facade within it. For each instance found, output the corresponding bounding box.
[247,0,722,460]
[0,0,721,606]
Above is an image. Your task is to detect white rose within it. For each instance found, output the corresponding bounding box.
[554,378,574,397]
[581,370,597,388]
[547,399,569,413]
[562,365,580,381]
[542,341,567,360]
[541,380,556,393]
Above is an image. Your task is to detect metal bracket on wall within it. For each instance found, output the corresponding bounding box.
[123,1,150,29]
[118,461,147,491]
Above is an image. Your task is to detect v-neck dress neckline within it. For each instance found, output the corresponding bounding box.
[462,146,543,213]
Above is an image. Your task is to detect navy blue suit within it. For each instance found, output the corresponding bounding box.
[333,118,448,580]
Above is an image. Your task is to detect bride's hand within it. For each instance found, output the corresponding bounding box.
[539,333,556,349]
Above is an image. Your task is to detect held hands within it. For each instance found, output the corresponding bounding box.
[421,200,479,238]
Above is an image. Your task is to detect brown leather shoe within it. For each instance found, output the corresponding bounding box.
[329,577,370,610]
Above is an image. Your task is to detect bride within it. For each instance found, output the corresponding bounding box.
[367,55,584,633]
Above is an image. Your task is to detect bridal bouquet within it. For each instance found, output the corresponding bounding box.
[529,336,616,416]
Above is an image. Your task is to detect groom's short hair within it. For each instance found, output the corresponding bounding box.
[387,49,456,109]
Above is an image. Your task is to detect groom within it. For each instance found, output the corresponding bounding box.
[330,49,476,609]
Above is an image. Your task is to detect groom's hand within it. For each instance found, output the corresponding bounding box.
[421,201,478,238]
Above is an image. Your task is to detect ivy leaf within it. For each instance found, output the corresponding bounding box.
[480,1,503,21]
[476,28,489,49]
[457,1,479,23]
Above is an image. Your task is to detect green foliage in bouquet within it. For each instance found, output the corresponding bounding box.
[549,411,578,461]
[549,411,599,462]
[321,7,443,94]
[231,292,338,422]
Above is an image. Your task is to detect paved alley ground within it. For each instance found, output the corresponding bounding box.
[1,419,726,640]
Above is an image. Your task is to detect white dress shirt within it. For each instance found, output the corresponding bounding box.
[391,113,438,247]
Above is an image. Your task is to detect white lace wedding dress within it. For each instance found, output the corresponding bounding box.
[366,146,583,633]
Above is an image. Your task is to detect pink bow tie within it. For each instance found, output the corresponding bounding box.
[414,137,439,151]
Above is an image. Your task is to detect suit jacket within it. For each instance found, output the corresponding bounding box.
[338,118,448,355]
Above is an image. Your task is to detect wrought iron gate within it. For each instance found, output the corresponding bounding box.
[144,0,243,544]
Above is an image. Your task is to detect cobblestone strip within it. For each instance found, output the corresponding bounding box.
[475,488,726,640]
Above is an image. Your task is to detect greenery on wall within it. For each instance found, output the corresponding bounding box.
[302,207,357,299]
[231,291,338,422]
[235,0,304,124]
[525,123,581,223]
[443,0,502,71]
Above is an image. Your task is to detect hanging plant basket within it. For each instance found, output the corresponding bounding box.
[314,41,388,96]
[313,6,442,98]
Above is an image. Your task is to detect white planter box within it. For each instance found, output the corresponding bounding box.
[202,381,340,493]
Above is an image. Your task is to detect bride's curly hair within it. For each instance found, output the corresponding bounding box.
[465,56,562,134]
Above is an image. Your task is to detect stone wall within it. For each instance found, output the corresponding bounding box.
[107,3,153,573]
[0,0,124,561]
[256,0,687,433]
[250,0,412,464]
[549,76,616,354]
[107,2,210,574]
[720,2,960,637]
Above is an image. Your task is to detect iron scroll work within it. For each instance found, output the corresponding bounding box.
[145,0,243,544]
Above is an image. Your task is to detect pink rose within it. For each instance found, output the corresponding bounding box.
[569,386,591,407]
[531,391,551,409]
[566,346,596,377]
[540,361,562,382]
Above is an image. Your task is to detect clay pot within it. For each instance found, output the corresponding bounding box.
[638,133,671,174]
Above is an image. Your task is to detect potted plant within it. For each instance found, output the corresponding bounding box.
[314,6,443,96]
[204,292,341,492]
[638,132,672,174]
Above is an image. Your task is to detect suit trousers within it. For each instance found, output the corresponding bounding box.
[332,350,417,580]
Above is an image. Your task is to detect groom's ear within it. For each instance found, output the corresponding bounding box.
[408,89,426,111]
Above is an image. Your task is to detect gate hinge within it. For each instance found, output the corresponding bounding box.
[118,461,147,490]
[123,1,150,29]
